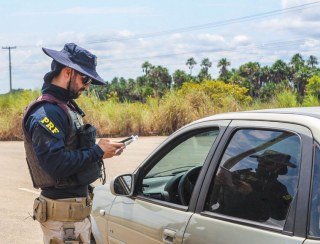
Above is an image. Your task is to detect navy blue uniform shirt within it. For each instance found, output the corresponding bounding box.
[24,83,104,199]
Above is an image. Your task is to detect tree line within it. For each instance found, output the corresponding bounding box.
[92,53,320,103]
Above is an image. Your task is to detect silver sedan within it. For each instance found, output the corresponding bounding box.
[91,107,320,244]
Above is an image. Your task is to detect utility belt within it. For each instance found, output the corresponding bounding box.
[33,195,92,223]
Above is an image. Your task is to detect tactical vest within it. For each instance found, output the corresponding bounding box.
[22,94,104,189]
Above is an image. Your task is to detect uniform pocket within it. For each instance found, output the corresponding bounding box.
[33,197,47,223]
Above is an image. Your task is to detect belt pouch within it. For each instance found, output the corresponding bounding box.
[33,197,47,223]
[69,203,92,221]
[48,201,92,221]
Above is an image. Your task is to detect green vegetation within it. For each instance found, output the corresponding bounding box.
[1,53,320,141]
[0,90,40,140]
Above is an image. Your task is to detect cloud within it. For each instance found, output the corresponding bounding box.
[197,34,225,44]
[259,16,320,39]
[232,35,251,46]
[299,7,320,21]
[281,0,320,21]
[168,33,183,41]
[250,0,320,40]
[117,30,134,38]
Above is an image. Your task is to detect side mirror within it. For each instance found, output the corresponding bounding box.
[110,174,134,196]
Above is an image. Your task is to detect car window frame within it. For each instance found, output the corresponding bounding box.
[195,120,313,237]
[307,142,320,239]
[132,120,231,211]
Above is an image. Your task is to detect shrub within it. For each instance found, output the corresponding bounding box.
[302,95,320,107]
[178,80,252,106]
[306,75,320,99]
[275,91,298,108]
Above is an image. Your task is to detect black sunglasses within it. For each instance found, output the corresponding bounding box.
[76,71,92,85]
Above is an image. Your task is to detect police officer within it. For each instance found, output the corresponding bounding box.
[22,43,125,243]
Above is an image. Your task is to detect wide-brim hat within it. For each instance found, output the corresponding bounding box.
[250,150,297,168]
[42,43,105,85]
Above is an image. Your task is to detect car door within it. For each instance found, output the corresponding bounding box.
[106,120,230,244]
[183,120,313,244]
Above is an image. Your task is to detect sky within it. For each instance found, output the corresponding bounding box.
[1,0,320,94]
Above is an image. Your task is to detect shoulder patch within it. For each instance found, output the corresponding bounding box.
[39,116,61,134]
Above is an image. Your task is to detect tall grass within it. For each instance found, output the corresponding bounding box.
[0,88,319,141]
[302,95,320,107]
[0,90,40,140]
[244,92,299,111]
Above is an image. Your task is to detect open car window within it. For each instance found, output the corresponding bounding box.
[140,129,219,205]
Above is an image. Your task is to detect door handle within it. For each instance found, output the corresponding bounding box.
[162,228,176,244]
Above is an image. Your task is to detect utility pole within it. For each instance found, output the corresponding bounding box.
[2,46,16,93]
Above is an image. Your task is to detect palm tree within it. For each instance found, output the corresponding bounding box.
[172,69,189,89]
[259,66,270,86]
[142,61,152,76]
[201,58,212,72]
[239,62,261,97]
[289,53,312,97]
[198,58,212,82]
[217,58,231,82]
[186,57,197,75]
[290,53,305,70]
[229,69,244,85]
[270,59,290,84]
[293,66,312,97]
[148,65,172,96]
[307,55,318,68]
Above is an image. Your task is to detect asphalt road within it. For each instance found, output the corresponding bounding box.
[0,137,166,243]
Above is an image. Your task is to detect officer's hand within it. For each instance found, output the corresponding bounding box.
[97,138,125,159]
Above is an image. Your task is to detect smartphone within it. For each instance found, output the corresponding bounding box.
[119,135,138,146]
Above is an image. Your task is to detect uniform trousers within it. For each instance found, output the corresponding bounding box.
[40,217,91,244]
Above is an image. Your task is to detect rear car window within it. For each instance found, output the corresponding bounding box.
[205,129,301,228]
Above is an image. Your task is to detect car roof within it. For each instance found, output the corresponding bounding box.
[190,106,320,143]
[246,106,320,118]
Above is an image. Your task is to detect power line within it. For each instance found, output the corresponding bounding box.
[2,46,16,93]
[14,0,320,49]
[86,1,320,45]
